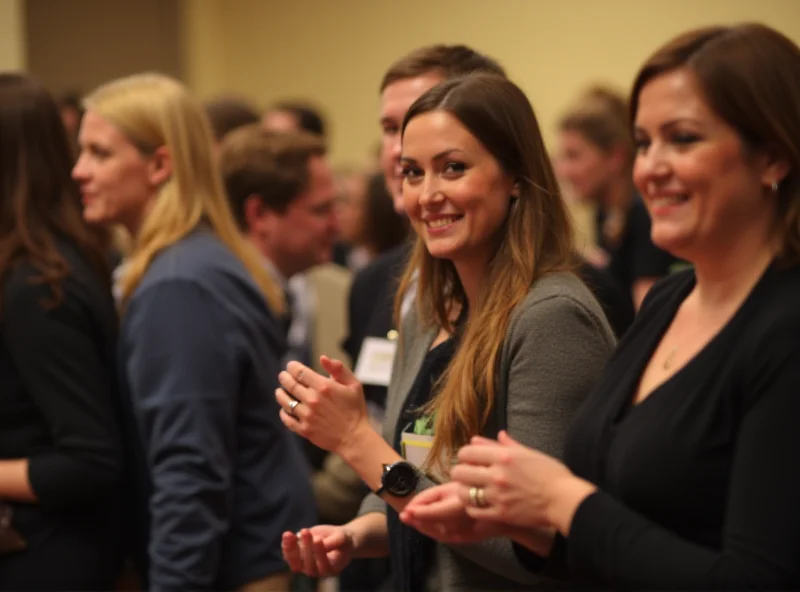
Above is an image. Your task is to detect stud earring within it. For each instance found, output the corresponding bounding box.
[772,181,780,193]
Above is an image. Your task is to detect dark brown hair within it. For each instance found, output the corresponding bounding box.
[270,101,327,137]
[0,73,110,312]
[630,23,800,263]
[380,44,505,92]
[396,73,575,473]
[204,97,260,142]
[362,172,409,254]
[219,124,327,228]
[559,85,634,166]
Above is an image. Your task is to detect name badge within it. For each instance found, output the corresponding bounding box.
[401,429,434,469]
[354,337,397,387]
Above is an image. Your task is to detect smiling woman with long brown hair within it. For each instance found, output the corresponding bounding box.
[0,73,122,589]
[274,73,616,591]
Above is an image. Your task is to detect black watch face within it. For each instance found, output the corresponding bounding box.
[385,463,418,496]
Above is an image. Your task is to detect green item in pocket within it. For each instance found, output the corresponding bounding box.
[413,415,435,436]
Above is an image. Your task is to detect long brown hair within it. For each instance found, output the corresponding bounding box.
[395,74,575,473]
[0,73,109,312]
[630,23,800,265]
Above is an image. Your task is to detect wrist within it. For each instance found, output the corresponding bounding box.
[546,475,596,536]
[336,420,379,465]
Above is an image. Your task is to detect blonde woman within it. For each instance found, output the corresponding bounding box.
[274,74,616,591]
[72,73,315,591]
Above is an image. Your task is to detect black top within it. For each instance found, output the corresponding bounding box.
[597,197,679,294]
[577,260,634,339]
[524,263,800,589]
[0,239,122,589]
[342,241,410,408]
[118,229,316,591]
[389,337,457,592]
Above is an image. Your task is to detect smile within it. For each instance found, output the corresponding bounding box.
[425,215,463,229]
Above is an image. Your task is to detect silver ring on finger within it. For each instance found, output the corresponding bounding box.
[288,399,300,417]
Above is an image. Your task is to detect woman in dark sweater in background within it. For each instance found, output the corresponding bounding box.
[0,73,121,589]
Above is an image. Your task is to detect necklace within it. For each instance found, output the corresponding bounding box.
[663,347,678,370]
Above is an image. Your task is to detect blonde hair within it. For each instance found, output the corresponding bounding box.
[83,73,283,313]
[395,74,575,475]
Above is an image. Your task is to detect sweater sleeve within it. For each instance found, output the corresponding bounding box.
[124,279,241,592]
[564,318,800,589]
[3,267,121,507]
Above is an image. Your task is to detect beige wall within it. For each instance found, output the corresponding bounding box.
[181,0,800,167]
[0,0,26,70]
[25,0,183,96]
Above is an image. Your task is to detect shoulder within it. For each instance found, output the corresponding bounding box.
[744,264,800,354]
[512,271,609,331]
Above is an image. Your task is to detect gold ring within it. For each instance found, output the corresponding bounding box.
[476,487,487,508]
[469,487,479,507]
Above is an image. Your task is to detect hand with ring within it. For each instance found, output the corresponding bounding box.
[399,481,513,544]
[276,356,372,456]
[450,431,596,531]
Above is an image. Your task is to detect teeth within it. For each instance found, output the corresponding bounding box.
[427,217,460,228]
[652,195,688,207]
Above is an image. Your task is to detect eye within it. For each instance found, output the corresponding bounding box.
[401,165,423,182]
[382,124,399,137]
[442,161,466,175]
[671,132,701,147]
[633,137,651,153]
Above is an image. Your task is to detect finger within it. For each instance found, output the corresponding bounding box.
[275,388,307,420]
[278,408,302,434]
[404,485,447,509]
[320,355,359,388]
[287,361,327,391]
[469,435,504,447]
[457,443,510,467]
[464,504,508,522]
[281,532,303,572]
[299,529,319,577]
[407,492,463,518]
[498,430,524,447]
[277,370,312,403]
[313,536,335,577]
[451,463,492,487]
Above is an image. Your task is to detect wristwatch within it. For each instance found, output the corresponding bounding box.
[375,461,419,497]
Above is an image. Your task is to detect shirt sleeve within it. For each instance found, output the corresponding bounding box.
[124,279,241,592]
[2,268,121,507]
[565,318,800,589]
[438,293,616,584]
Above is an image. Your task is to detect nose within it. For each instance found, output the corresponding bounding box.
[72,152,88,182]
[633,142,671,189]
[418,174,445,209]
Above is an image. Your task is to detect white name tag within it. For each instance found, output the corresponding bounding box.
[354,337,397,387]
[401,430,434,469]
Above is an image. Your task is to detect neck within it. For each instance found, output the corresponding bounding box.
[691,229,777,309]
[454,256,490,311]
[248,233,292,281]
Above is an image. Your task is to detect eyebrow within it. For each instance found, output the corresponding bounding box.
[400,148,466,164]
[634,117,703,134]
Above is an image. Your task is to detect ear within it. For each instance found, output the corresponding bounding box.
[146,146,173,187]
[242,194,274,236]
[511,180,521,200]
[761,152,791,193]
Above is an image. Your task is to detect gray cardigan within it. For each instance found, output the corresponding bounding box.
[358,271,616,591]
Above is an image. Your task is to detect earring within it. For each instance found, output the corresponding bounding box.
[772,181,780,193]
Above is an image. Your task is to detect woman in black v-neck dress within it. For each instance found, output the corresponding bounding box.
[401,23,800,590]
